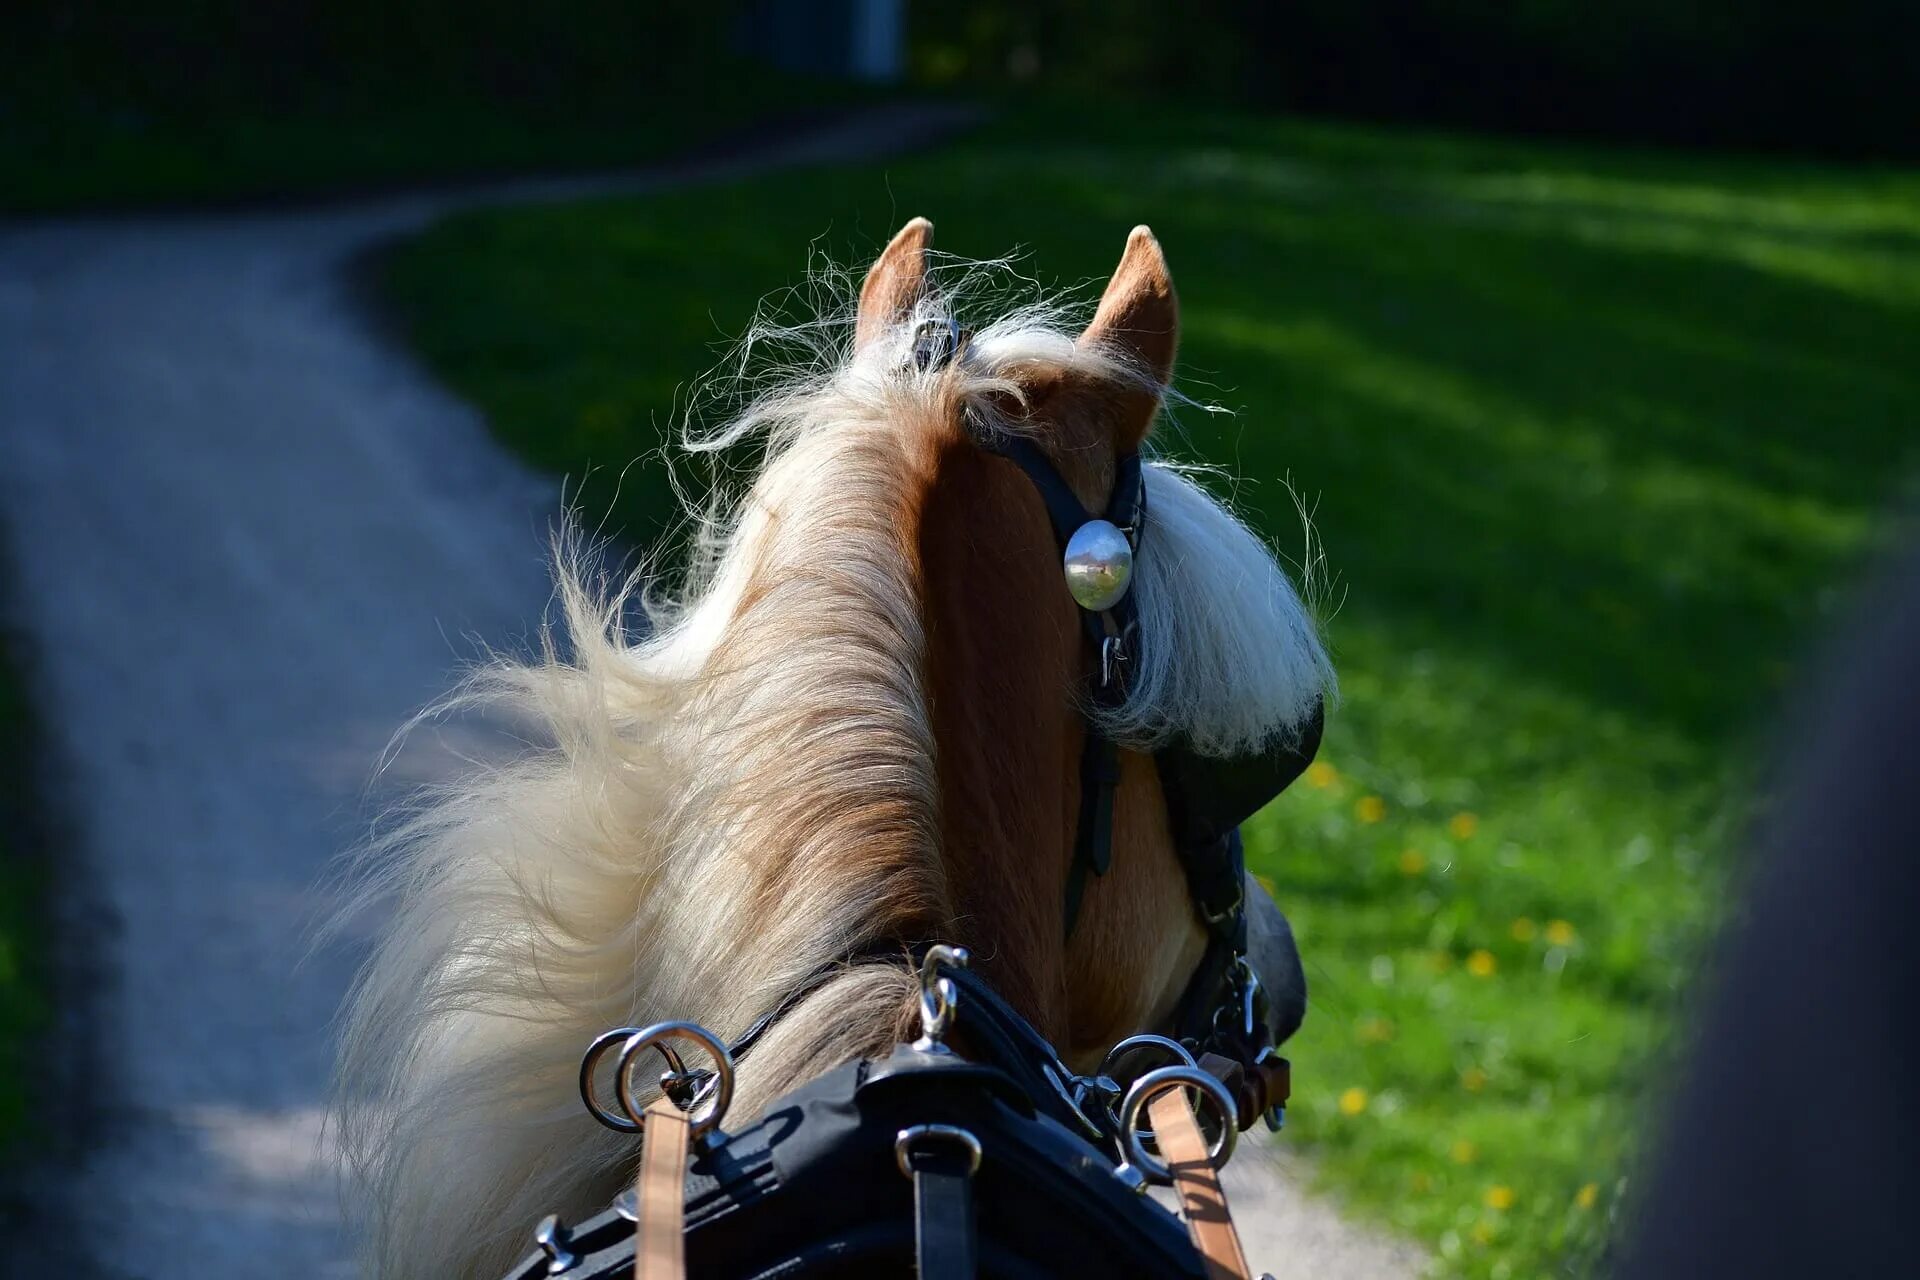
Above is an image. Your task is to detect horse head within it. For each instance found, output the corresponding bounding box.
[334,219,1331,1280]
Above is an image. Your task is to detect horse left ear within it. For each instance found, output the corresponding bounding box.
[856,217,934,351]
[1078,225,1179,449]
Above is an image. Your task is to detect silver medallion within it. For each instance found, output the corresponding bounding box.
[1063,519,1134,612]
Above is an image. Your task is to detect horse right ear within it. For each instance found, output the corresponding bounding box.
[855,217,933,351]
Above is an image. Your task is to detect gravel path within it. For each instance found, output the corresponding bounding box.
[0,105,1421,1278]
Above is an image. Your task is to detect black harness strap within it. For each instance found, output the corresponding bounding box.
[905,1140,978,1280]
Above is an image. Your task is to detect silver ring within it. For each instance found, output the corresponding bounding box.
[1118,1066,1239,1183]
[894,1124,983,1179]
[915,945,969,1046]
[613,1021,734,1138]
[580,1026,688,1134]
[1098,1033,1197,1083]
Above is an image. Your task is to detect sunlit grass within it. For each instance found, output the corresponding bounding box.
[378,106,1920,1276]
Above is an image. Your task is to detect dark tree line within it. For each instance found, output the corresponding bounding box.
[911,0,1920,160]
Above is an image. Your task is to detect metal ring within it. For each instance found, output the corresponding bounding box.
[1098,1033,1197,1084]
[1118,1066,1240,1183]
[580,1026,688,1134]
[894,1124,983,1179]
[915,945,969,1046]
[613,1021,734,1138]
[918,943,970,990]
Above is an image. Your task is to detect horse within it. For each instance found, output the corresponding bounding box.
[333,218,1334,1279]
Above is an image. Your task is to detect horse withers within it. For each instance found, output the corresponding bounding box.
[334,218,1332,1278]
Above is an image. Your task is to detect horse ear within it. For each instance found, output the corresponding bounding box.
[856,217,934,351]
[1078,225,1179,448]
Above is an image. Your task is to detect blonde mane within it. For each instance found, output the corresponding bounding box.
[332,254,1333,1280]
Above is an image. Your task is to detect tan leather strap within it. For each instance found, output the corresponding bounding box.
[1149,1089,1253,1280]
[635,1096,691,1280]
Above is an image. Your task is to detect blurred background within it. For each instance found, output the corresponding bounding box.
[3,3,1917,1277]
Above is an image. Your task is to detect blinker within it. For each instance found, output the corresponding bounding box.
[1063,519,1134,612]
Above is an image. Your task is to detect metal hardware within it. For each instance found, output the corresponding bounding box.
[533,1214,578,1274]
[1098,1033,1198,1084]
[913,944,970,1051]
[1064,518,1135,612]
[894,1123,983,1179]
[1099,633,1129,689]
[580,1025,688,1135]
[606,1021,735,1138]
[1115,1065,1240,1186]
[911,316,963,372]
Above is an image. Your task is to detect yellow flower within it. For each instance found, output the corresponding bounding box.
[1338,1087,1370,1116]
[1356,1016,1395,1045]
[1449,812,1480,840]
[1356,795,1387,824]
[1466,949,1498,977]
[1470,1222,1495,1245]
[1575,1182,1599,1210]
[1428,950,1455,972]
[1509,917,1537,942]
[1305,761,1339,789]
[1398,848,1427,875]
[1546,919,1577,946]
[1485,1185,1515,1211]
[1409,1172,1431,1193]
[1460,1067,1488,1092]
[1450,1139,1477,1164]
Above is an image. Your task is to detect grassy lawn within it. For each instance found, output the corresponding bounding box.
[378,107,1920,1276]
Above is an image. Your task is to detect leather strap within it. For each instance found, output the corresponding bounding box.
[635,1096,690,1280]
[1148,1090,1252,1280]
[905,1146,977,1280]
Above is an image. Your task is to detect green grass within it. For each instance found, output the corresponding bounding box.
[377,107,1920,1276]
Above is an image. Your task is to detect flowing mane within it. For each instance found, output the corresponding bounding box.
[332,250,1333,1280]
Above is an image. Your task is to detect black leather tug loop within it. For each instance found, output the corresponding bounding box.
[905,1143,978,1280]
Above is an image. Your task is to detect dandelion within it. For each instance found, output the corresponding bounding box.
[1449,812,1480,840]
[1428,950,1455,972]
[1510,917,1537,942]
[1450,1139,1477,1164]
[1339,1087,1370,1116]
[1470,1222,1495,1245]
[1410,1172,1431,1193]
[1546,919,1577,946]
[1398,848,1427,875]
[1575,1182,1599,1210]
[1306,761,1338,789]
[1461,1067,1488,1092]
[1356,795,1386,824]
[1484,1185,1516,1211]
[1466,949,1498,977]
